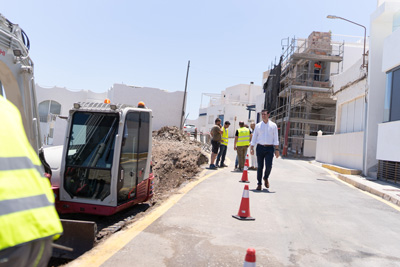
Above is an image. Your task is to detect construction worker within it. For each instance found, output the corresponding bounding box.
[216,121,230,168]
[314,61,322,81]
[209,118,223,169]
[234,121,251,171]
[0,96,63,267]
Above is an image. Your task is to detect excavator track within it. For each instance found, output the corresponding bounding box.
[51,203,151,261]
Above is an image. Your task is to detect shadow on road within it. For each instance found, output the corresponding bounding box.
[250,189,276,193]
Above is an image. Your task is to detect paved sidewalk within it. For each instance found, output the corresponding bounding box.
[311,161,400,208]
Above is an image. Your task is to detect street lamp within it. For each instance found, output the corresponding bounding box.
[327,15,367,68]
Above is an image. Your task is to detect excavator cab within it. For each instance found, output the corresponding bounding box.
[56,102,154,216]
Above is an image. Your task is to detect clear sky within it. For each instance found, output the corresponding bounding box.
[3,0,377,120]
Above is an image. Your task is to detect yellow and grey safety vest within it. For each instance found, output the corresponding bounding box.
[221,127,229,146]
[0,96,63,251]
[237,127,250,146]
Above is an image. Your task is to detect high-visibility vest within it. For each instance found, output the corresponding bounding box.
[221,127,229,146]
[0,96,63,251]
[237,127,250,146]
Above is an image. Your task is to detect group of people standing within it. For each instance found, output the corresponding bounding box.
[208,109,280,190]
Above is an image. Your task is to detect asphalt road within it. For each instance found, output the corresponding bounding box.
[69,139,400,267]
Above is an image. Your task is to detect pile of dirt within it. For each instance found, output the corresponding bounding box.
[151,126,209,204]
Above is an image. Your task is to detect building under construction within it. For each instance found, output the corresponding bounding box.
[264,32,344,156]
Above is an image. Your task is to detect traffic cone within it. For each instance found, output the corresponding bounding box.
[232,185,255,221]
[243,248,256,267]
[239,154,250,183]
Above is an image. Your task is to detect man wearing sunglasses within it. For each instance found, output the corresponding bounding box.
[250,109,279,190]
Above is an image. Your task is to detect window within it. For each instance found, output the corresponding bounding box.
[208,115,214,124]
[118,111,150,204]
[385,67,400,122]
[63,112,119,200]
[384,72,393,122]
[339,97,365,133]
[38,100,61,122]
[393,10,400,32]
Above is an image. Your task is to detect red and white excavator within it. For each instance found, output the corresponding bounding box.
[0,13,154,258]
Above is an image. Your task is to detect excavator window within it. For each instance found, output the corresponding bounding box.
[64,112,119,200]
[118,111,150,203]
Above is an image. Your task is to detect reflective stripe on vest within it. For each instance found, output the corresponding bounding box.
[0,194,52,216]
[221,128,229,146]
[0,156,43,174]
[237,127,250,146]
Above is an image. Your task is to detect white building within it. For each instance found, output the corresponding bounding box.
[36,83,184,146]
[316,0,400,178]
[197,83,262,137]
[376,0,400,181]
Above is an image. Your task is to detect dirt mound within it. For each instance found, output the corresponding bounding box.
[151,126,209,204]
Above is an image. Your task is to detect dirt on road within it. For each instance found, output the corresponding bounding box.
[151,126,209,205]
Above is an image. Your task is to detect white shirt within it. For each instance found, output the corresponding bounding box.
[250,120,279,146]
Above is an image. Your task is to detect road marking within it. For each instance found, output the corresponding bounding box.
[67,166,223,267]
[319,166,400,212]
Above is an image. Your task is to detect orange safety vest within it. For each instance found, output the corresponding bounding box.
[314,63,321,69]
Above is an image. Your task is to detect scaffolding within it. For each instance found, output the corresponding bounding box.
[268,32,343,156]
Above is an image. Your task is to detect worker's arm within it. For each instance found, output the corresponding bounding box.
[250,127,257,155]
[273,125,279,158]
[234,136,238,151]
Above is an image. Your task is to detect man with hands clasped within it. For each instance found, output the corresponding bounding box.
[250,109,279,190]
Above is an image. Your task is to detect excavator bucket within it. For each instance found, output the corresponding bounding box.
[52,219,97,259]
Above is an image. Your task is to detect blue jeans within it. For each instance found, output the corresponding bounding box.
[256,146,274,185]
[216,144,227,166]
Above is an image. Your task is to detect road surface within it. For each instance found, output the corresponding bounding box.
[69,139,400,267]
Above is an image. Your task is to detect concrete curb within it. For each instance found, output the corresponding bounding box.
[317,161,400,208]
[322,164,362,175]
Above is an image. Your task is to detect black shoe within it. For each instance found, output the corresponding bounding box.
[264,179,269,188]
[209,164,217,169]
[221,164,228,167]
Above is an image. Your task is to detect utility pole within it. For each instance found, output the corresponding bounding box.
[180,60,190,130]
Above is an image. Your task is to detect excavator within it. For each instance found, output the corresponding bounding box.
[0,14,154,259]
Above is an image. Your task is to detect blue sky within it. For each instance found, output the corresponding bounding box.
[3,0,376,119]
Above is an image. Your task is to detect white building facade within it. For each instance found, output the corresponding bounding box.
[316,0,400,177]
[376,0,400,181]
[36,84,184,146]
[197,83,262,137]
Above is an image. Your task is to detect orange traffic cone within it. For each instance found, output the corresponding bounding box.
[239,154,250,183]
[232,185,255,220]
[243,248,256,267]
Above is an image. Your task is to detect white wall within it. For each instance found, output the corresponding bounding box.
[382,27,400,72]
[36,85,108,145]
[110,84,184,131]
[199,83,262,137]
[36,83,184,146]
[316,132,364,170]
[377,120,400,161]
[332,58,367,134]
[304,135,317,157]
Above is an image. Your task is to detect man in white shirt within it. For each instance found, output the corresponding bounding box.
[250,109,279,190]
[249,122,257,170]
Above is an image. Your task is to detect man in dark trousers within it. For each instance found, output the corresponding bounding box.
[209,118,223,169]
[250,109,279,190]
[216,121,230,168]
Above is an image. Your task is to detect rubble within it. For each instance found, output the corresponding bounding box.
[151,126,209,205]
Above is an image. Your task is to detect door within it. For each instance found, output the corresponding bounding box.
[118,111,150,204]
